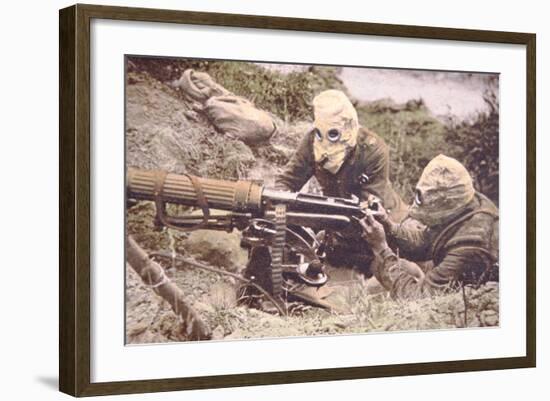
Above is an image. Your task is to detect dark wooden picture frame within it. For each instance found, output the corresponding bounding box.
[59,3,536,397]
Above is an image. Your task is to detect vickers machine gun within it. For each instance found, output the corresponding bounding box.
[127,168,377,310]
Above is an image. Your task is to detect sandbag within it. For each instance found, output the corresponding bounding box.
[205,95,277,145]
[174,69,230,103]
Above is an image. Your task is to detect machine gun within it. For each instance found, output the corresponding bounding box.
[127,168,377,308]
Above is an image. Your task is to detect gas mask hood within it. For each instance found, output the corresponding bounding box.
[408,154,475,227]
[312,90,359,174]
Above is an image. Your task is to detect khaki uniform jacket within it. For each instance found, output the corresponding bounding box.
[276,127,408,222]
[374,192,499,299]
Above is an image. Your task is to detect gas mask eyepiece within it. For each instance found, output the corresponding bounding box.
[414,189,423,206]
[327,129,342,142]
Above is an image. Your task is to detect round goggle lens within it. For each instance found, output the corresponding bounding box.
[327,129,341,142]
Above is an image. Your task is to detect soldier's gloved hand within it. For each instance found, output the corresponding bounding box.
[360,194,391,225]
[373,203,391,225]
[357,214,388,253]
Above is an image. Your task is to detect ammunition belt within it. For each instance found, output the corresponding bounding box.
[271,204,286,298]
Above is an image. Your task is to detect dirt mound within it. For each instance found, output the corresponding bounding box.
[126,71,257,179]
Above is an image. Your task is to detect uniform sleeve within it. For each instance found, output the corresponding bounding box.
[373,246,490,300]
[275,133,315,192]
[386,219,432,261]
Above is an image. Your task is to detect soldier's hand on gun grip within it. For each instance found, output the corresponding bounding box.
[373,202,390,224]
[357,214,388,253]
[360,194,390,224]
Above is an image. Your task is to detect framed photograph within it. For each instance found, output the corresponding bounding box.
[59,4,536,397]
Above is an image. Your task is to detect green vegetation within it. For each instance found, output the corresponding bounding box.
[443,91,499,204]
[128,56,346,121]
[356,95,499,205]
[204,63,345,122]
[356,99,450,202]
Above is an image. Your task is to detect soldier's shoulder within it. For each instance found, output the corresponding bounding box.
[447,199,498,249]
[297,127,315,148]
[357,126,387,149]
[463,194,498,228]
[476,192,499,215]
[356,127,389,166]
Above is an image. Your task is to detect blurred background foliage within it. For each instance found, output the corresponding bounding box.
[443,91,499,204]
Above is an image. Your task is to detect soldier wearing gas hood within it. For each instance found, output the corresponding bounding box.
[276,90,407,273]
[359,154,499,299]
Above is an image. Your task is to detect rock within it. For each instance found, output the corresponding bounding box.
[182,228,248,272]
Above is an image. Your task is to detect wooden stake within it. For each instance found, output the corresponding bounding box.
[126,235,211,340]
